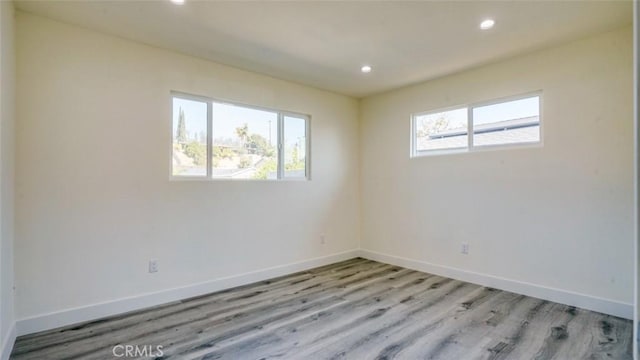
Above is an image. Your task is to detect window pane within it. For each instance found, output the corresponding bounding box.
[211,102,278,179]
[415,108,468,152]
[284,116,307,179]
[472,96,540,147]
[172,98,207,176]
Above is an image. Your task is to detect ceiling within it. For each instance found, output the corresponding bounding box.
[15,0,632,98]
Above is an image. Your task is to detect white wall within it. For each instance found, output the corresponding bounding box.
[361,27,634,309]
[0,0,16,355]
[15,12,360,321]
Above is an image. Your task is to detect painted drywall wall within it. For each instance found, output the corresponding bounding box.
[15,12,360,320]
[360,27,634,307]
[0,0,16,354]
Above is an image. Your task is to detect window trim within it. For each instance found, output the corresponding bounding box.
[410,91,543,158]
[170,91,311,181]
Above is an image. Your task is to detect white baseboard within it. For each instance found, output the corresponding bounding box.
[16,250,360,336]
[358,249,633,320]
[1,322,16,360]
[15,248,632,339]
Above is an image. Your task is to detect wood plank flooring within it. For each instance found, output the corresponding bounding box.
[11,258,633,359]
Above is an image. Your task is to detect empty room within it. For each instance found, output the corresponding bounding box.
[0,0,638,359]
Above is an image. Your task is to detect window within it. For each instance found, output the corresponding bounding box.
[210,102,279,180]
[172,98,207,176]
[172,93,310,180]
[414,107,468,152]
[411,93,541,157]
[283,115,307,179]
[472,96,540,147]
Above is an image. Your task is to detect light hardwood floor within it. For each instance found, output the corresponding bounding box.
[11,258,632,359]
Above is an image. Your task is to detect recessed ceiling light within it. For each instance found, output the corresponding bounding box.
[361,65,372,73]
[171,0,185,4]
[480,19,495,30]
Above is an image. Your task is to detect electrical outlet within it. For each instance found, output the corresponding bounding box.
[148,259,159,273]
[320,234,326,245]
[461,243,469,255]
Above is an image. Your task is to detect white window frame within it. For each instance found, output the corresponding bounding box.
[410,91,543,157]
[170,91,311,181]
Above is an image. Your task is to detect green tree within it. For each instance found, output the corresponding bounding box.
[247,134,275,156]
[238,156,252,169]
[253,158,277,179]
[213,146,234,159]
[184,141,206,166]
[285,143,305,171]
[235,123,249,148]
[419,113,451,137]
[176,107,187,143]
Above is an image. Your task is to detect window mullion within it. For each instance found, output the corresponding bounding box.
[207,101,213,178]
[277,113,284,179]
[305,116,311,180]
[467,106,473,150]
[410,116,416,157]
